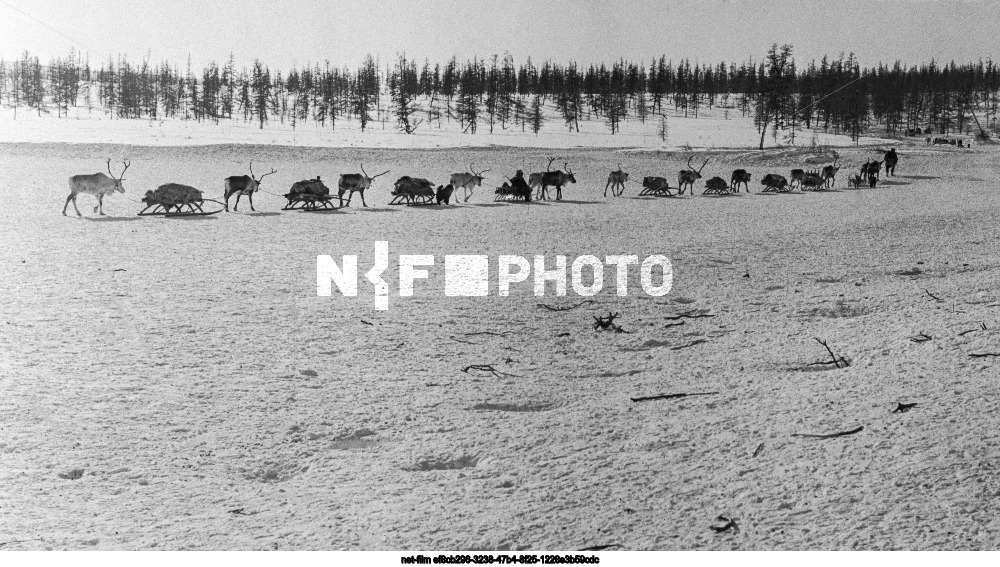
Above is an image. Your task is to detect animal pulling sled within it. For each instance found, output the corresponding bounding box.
[138,184,225,217]
[282,177,342,211]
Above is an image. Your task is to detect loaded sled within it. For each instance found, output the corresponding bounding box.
[138,184,225,217]
[283,177,342,211]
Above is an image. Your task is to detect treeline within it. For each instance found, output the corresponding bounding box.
[1,46,998,144]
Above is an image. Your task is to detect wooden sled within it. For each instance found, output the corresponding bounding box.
[494,185,532,202]
[638,181,677,197]
[282,193,342,211]
[388,194,436,206]
[138,198,225,217]
[702,186,732,196]
[761,185,793,193]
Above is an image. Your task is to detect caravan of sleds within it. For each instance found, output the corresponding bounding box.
[62,149,901,217]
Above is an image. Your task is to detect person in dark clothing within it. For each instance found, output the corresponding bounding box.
[510,169,531,201]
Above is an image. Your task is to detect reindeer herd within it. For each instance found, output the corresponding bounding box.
[61,149,902,217]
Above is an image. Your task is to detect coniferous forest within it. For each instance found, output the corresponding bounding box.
[2,44,999,147]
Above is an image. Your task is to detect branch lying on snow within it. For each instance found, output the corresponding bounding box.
[464,331,512,337]
[672,338,708,350]
[360,319,374,326]
[958,322,988,336]
[909,332,932,343]
[752,443,765,458]
[809,337,850,368]
[449,335,477,345]
[710,515,740,533]
[462,364,522,379]
[792,426,863,439]
[664,310,714,321]
[593,312,634,333]
[925,289,944,303]
[536,300,596,312]
[579,544,623,551]
[892,402,917,413]
[969,352,1000,358]
[664,320,686,328]
[630,391,718,403]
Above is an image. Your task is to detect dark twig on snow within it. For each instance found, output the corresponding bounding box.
[449,335,478,345]
[969,352,1000,358]
[228,508,256,516]
[752,443,765,457]
[0,539,42,548]
[360,319,374,326]
[593,312,634,333]
[462,364,522,379]
[630,391,718,403]
[672,338,708,350]
[792,425,864,439]
[892,402,918,413]
[664,320,686,328]
[664,310,715,321]
[925,289,944,303]
[909,332,932,343]
[537,300,596,312]
[556,332,571,337]
[810,337,849,368]
[464,331,512,337]
[710,515,740,533]
[579,544,623,551]
[958,322,988,336]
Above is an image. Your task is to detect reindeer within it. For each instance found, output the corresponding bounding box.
[530,159,576,200]
[605,164,629,197]
[884,148,898,177]
[338,163,390,207]
[449,164,491,203]
[63,159,130,216]
[863,160,883,182]
[789,168,806,189]
[847,174,863,189]
[223,161,276,212]
[677,156,709,195]
[821,154,840,188]
[730,169,752,192]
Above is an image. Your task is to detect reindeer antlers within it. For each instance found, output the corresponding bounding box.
[470,163,492,178]
[546,157,556,171]
[108,158,130,179]
[249,159,277,182]
[361,163,390,179]
[685,156,708,172]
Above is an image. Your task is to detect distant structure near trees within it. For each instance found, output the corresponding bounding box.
[0,46,997,141]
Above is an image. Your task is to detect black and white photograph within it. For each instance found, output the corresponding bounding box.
[3,0,1000,555]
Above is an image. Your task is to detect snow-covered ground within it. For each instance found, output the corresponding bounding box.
[1,113,998,550]
[0,102,897,150]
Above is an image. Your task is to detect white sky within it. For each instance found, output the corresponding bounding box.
[0,0,997,71]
